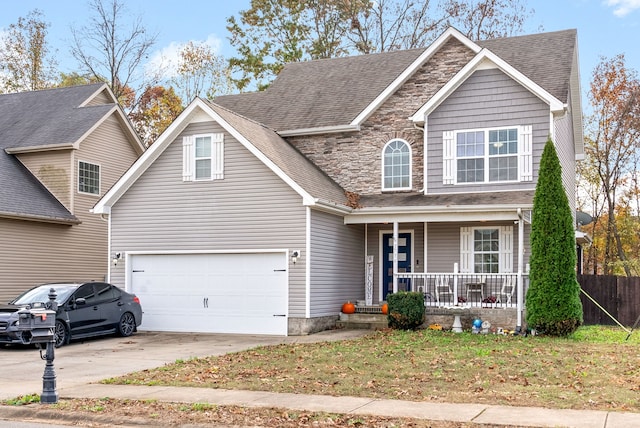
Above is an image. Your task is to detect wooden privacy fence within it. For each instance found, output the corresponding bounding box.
[578,275,640,326]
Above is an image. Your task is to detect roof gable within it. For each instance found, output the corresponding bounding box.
[409,48,565,123]
[0,84,144,223]
[215,28,578,136]
[93,98,349,214]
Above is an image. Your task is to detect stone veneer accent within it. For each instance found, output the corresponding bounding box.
[286,38,477,195]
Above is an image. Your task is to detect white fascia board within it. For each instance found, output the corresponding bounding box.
[309,199,353,215]
[93,100,207,214]
[410,49,566,124]
[350,27,481,126]
[278,124,360,137]
[5,142,75,154]
[79,83,116,107]
[344,206,525,224]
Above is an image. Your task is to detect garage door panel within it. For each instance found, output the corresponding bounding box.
[131,253,288,335]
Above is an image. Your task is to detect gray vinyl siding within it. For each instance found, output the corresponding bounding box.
[109,121,309,317]
[17,150,73,209]
[426,222,530,272]
[0,115,138,302]
[309,209,365,316]
[427,68,550,194]
[553,110,577,218]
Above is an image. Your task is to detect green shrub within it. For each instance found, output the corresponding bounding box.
[526,139,583,336]
[386,292,425,330]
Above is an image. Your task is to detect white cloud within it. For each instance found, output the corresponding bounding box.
[606,0,640,17]
[145,34,224,82]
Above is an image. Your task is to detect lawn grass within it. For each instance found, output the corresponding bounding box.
[104,325,640,413]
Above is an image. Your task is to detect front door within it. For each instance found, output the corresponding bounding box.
[382,232,412,301]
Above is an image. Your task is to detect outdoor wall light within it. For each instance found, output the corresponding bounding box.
[112,252,122,266]
[291,250,300,264]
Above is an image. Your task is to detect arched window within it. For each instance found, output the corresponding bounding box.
[382,139,411,190]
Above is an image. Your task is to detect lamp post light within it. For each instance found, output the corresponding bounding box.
[40,288,58,404]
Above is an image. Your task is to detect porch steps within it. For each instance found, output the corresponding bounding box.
[336,312,388,330]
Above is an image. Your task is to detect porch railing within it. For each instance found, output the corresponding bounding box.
[394,272,528,308]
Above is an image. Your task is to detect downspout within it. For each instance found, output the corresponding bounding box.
[517,208,524,331]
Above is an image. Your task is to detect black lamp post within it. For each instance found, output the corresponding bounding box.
[40,288,58,404]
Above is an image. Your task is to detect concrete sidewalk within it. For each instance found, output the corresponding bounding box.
[2,383,639,428]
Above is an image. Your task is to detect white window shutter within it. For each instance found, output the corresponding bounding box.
[212,133,224,180]
[500,225,513,273]
[442,131,455,184]
[460,227,473,273]
[519,125,533,181]
[182,136,194,182]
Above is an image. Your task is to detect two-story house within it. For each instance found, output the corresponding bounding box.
[93,27,583,336]
[0,84,145,302]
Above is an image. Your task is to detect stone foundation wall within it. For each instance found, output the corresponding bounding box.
[425,308,521,332]
[288,315,339,335]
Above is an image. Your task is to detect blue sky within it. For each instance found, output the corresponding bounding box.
[1,0,639,102]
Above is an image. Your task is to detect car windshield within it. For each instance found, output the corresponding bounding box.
[11,284,78,306]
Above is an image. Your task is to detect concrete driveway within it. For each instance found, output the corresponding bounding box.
[0,329,369,400]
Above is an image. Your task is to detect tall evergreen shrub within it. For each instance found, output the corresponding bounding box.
[526,139,583,336]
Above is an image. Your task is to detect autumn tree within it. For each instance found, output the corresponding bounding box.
[129,86,183,146]
[526,139,583,336]
[69,0,158,106]
[226,0,533,90]
[0,9,58,92]
[172,41,234,102]
[583,54,640,276]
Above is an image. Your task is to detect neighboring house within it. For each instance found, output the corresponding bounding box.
[93,27,583,335]
[0,84,145,302]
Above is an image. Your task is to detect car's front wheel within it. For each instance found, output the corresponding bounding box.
[118,312,136,337]
[54,320,68,348]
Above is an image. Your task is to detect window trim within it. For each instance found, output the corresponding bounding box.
[182,133,224,182]
[381,138,412,191]
[443,125,532,185]
[460,225,513,273]
[78,160,101,196]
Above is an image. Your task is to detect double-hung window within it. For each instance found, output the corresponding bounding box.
[460,226,513,274]
[442,125,532,185]
[382,139,411,190]
[78,161,100,195]
[182,133,224,181]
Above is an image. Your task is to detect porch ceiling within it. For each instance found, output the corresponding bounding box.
[344,190,533,224]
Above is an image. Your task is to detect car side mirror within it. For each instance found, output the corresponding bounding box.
[74,297,87,306]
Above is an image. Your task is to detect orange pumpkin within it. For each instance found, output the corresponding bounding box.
[341,301,356,314]
[381,303,388,315]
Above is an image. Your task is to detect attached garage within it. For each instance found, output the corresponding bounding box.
[129,252,289,335]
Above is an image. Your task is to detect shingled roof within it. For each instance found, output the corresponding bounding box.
[0,84,118,223]
[204,100,349,207]
[215,29,577,133]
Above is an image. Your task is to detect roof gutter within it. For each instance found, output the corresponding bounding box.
[0,211,81,225]
[344,205,530,224]
[308,199,353,215]
[278,124,360,137]
[5,143,75,154]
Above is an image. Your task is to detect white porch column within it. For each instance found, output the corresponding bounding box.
[393,221,399,293]
[517,210,524,329]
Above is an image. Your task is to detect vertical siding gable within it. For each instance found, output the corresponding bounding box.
[427,68,550,194]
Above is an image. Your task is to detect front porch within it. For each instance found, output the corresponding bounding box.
[395,272,528,309]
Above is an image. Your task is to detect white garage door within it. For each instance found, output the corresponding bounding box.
[130,253,288,335]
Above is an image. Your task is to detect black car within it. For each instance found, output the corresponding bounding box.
[0,282,143,347]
